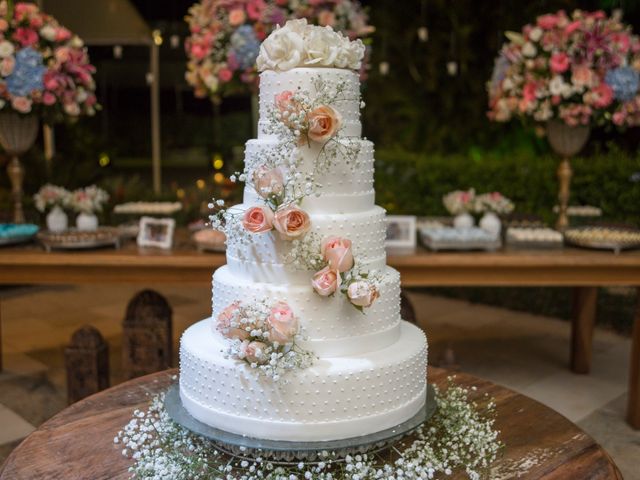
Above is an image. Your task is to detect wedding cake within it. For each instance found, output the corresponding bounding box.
[179,20,428,442]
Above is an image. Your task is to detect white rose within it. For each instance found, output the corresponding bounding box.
[529,27,543,42]
[257,19,307,72]
[304,27,341,67]
[549,76,565,96]
[345,38,365,70]
[522,42,537,58]
[70,36,84,49]
[0,41,14,58]
[40,25,57,42]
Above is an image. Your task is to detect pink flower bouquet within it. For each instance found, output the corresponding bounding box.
[185,0,374,99]
[0,1,97,120]
[488,9,640,127]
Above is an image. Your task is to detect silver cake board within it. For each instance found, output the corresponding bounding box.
[164,383,437,463]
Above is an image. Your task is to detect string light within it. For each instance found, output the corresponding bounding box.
[214,173,225,184]
[98,153,110,167]
[170,34,180,49]
[196,179,206,189]
[379,61,390,76]
[152,29,163,46]
[212,153,224,170]
[113,45,123,59]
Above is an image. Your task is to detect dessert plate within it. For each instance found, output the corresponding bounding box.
[164,382,436,463]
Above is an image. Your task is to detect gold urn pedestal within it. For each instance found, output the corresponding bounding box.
[546,120,590,232]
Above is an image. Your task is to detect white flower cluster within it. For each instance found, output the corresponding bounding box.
[283,232,326,271]
[68,185,110,214]
[443,189,515,216]
[33,184,71,213]
[475,192,515,215]
[257,19,365,72]
[116,378,502,479]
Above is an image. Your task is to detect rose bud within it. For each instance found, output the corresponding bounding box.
[312,266,340,296]
[322,236,354,273]
[347,281,380,308]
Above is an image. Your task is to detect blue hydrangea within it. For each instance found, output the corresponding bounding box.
[6,47,46,97]
[605,66,640,103]
[230,25,260,70]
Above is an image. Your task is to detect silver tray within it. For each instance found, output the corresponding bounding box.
[164,383,436,463]
[564,227,640,254]
[37,228,122,252]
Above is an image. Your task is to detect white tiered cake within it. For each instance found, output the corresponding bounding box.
[180,20,428,442]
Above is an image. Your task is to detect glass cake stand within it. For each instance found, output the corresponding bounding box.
[164,383,437,463]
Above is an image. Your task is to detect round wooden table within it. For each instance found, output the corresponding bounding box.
[0,367,621,479]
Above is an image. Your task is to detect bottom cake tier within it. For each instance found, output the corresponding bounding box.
[179,319,428,441]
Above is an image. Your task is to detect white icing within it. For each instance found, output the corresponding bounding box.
[180,320,427,441]
[258,69,362,138]
[212,265,401,350]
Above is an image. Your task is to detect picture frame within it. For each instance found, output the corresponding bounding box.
[385,215,417,251]
[137,216,175,250]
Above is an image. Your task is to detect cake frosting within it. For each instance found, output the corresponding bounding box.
[180,19,428,442]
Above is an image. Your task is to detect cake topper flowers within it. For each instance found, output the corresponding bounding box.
[488,9,640,127]
[0,1,97,120]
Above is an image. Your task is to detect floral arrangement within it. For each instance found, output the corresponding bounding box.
[443,189,477,215]
[443,189,515,216]
[216,299,314,380]
[185,3,373,98]
[116,378,502,479]
[488,9,640,127]
[0,1,97,119]
[476,192,515,215]
[257,18,365,72]
[33,183,70,212]
[68,185,109,214]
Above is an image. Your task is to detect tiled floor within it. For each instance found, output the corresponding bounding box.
[0,285,638,478]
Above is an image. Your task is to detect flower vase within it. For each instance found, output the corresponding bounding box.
[479,212,501,237]
[46,205,68,232]
[76,212,98,231]
[453,213,474,230]
[0,113,39,224]
[546,120,590,231]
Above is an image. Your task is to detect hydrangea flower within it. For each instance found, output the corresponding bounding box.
[230,25,261,70]
[605,66,640,102]
[6,47,46,97]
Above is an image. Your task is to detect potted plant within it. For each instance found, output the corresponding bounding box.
[33,183,70,232]
[443,189,477,229]
[69,185,109,231]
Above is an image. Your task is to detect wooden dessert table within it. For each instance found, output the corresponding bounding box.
[0,368,622,479]
[0,240,640,427]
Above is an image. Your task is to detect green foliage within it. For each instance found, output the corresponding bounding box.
[375,147,640,226]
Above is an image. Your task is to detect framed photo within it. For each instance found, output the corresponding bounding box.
[137,216,175,249]
[385,215,417,251]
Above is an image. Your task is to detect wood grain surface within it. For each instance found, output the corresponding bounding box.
[0,368,622,479]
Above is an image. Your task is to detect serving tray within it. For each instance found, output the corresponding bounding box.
[564,226,640,254]
[165,382,436,463]
[37,227,122,252]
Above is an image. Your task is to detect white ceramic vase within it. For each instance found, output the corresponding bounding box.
[46,205,68,232]
[479,212,501,236]
[76,212,98,231]
[453,212,474,230]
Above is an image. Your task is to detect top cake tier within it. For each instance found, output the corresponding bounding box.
[258,68,362,139]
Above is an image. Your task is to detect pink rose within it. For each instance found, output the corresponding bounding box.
[523,82,538,102]
[253,165,284,198]
[321,236,354,273]
[307,105,342,143]
[275,90,295,113]
[550,53,570,74]
[228,8,246,26]
[243,341,267,364]
[571,65,594,88]
[246,0,266,20]
[318,11,336,27]
[0,19,8,32]
[537,14,559,30]
[13,28,38,47]
[11,97,32,114]
[55,27,72,42]
[216,302,249,340]
[54,47,71,64]
[1,56,15,77]
[190,43,208,60]
[218,68,233,82]
[267,301,298,344]
[612,110,626,126]
[42,92,56,105]
[591,83,614,108]
[312,266,340,296]
[242,206,274,234]
[347,281,379,308]
[273,206,310,240]
[564,20,581,36]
